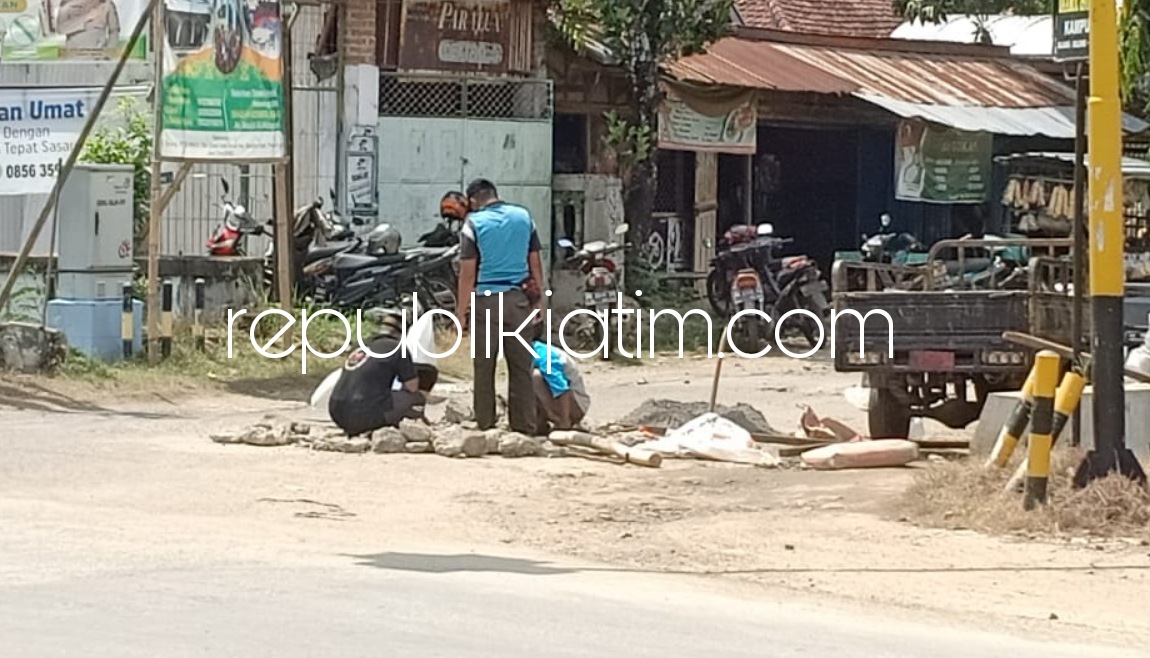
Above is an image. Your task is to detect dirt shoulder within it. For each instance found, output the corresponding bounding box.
[3,355,1149,650]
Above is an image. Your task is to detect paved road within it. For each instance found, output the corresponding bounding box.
[1,549,1143,658]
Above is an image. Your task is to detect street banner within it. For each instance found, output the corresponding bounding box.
[0,86,143,196]
[158,0,286,161]
[0,0,147,61]
[894,119,992,204]
[657,85,757,155]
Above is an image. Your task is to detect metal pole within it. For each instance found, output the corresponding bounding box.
[146,0,166,362]
[0,0,158,317]
[1075,0,1147,486]
[744,154,753,225]
[1071,61,1087,448]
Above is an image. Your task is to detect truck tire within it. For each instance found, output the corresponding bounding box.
[868,387,912,439]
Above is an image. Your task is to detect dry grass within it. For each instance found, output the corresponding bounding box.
[901,449,1150,540]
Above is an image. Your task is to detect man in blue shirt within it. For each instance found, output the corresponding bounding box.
[456,178,544,433]
[530,338,590,435]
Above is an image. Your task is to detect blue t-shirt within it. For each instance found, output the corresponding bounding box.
[460,201,541,295]
[531,340,570,397]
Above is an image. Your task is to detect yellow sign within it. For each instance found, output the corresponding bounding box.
[0,0,28,12]
[1059,0,1088,11]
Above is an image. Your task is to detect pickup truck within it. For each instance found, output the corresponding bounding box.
[830,238,1078,438]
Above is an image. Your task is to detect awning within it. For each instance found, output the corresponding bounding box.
[994,151,1150,180]
[859,94,1150,138]
[663,31,1149,138]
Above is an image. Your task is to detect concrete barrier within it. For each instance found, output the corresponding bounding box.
[973,383,1150,461]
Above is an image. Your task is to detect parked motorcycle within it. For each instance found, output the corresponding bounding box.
[706,223,829,351]
[206,179,266,256]
[861,214,927,265]
[554,223,638,357]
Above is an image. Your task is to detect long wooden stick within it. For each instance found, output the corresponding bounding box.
[1003,331,1150,384]
[549,430,662,468]
[0,0,158,318]
[145,0,166,361]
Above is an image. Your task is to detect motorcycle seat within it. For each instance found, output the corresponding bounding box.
[582,240,609,254]
[306,240,359,263]
[782,256,806,267]
[333,252,406,273]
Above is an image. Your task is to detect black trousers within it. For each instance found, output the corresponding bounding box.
[331,389,426,437]
[473,288,537,433]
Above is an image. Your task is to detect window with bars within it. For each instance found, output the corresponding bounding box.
[378,73,553,120]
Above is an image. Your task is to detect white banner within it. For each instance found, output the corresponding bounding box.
[0,87,97,195]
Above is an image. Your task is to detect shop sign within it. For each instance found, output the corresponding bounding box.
[398,0,512,73]
[1053,0,1089,62]
[894,119,992,204]
[657,89,756,155]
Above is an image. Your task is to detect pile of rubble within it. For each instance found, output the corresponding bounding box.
[211,410,566,460]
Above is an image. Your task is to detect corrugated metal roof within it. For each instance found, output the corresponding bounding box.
[665,38,858,94]
[994,152,1150,180]
[770,41,1074,107]
[858,95,1150,138]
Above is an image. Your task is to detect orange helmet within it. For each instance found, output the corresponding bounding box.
[440,191,469,221]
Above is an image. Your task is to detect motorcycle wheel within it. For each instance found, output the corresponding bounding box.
[418,277,459,333]
[706,270,730,316]
[560,312,605,356]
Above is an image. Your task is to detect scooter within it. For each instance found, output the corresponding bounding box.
[861,214,927,265]
[554,223,637,357]
[206,180,266,256]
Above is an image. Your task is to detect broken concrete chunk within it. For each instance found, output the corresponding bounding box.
[371,428,406,454]
[289,422,311,436]
[444,401,474,424]
[434,427,487,458]
[499,433,540,458]
[484,429,505,455]
[405,441,432,453]
[399,420,433,443]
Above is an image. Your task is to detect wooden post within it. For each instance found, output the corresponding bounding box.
[146,0,165,361]
[121,282,135,359]
[193,277,206,352]
[160,279,174,358]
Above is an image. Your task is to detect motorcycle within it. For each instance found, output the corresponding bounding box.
[554,223,638,357]
[706,223,829,351]
[206,179,266,256]
[861,214,927,265]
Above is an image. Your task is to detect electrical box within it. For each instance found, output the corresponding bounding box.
[55,163,135,300]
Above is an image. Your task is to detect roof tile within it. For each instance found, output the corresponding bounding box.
[735,0,904,39]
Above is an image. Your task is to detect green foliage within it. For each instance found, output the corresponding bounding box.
[78,96,153,250]
[552,0,733,157]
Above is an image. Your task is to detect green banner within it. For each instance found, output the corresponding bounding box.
[158,0,286,161]
[894,119,992,204]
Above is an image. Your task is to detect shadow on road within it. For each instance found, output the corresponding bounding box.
[0,379,174,418]
[224,374,325,402]
[346,552,580,576]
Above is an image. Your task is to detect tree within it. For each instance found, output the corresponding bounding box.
[894,0,1150,117]
[553,0,734,251]
[78,96,154,253]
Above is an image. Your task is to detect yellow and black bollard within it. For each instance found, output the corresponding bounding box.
[161,280,174,359]
[1051,371,1087,442]
[193,278,206,352]
[1006,370,1087,493]
[121,282,134,359]
[1024,350,1061,510]
[986,367,1038,469]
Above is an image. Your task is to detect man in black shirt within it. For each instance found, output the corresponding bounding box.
[328,310,428,437]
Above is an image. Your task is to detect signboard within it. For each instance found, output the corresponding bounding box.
[0,86,129,196]
[346,124,378,218]
[1053,0,1089,62]
[158,0,286,161]
[657,89,757,155]
[0,0,147,61]
[398,0,513,73]
[894,119,992,204]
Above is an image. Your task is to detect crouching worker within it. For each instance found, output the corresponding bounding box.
[530,336,590,435]
[328,309,434,437]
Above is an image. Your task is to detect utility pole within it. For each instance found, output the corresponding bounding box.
[1074,0,1147,486]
